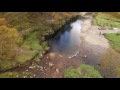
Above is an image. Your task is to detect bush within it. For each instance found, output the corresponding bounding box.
[64,64,102,78]
[99,48,120,78]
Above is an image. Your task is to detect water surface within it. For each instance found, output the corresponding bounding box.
[49,19,82,58]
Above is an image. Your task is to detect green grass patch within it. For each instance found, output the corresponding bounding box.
[21,32,42,50]
[64,64,102,78]
[0,72,19,78]
[104,33,120,51]
[0,71,34,78]
[92,12,120,28]
[0,48,38,71]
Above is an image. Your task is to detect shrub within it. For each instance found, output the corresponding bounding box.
[99,48,120,78]
[64,64,102,78]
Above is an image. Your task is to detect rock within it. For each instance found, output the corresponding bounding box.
[40,66,43,70]
[16,75,19,78]
[56,69,60,73]
[26,70,28,72]
[98,27,107,30]
[23,76,27,78]
[48,62,54,67]
[40,54,42,57]
[82,55,87,58]
[59,55,63,57]
[49,53,55,57]
[34,74,36,77]
[68,57,71,59]
[113,28,118,30]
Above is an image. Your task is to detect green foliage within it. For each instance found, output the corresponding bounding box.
[92,12,120,28]
[21,32,42,50]
[104,33,120,51]
[0,12,76,71]
[0,72,19,78]
[0,18,20,70]
[0,71,34,78]
[0,18,38,71]
[64,64,102,78]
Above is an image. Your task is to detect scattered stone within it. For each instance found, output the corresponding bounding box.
[26,70,28,72]
[47,56,49,59]
[29,66,33,69]
[40,66,43,70]
[23,76,27,78]
[68,57,71,59]
[113,28,118,30]
[30,76,33,78]
[48,62,54,67]
[56,69,60,73]
[49,53,55,57]
[16,75,19,78]
[34,74,36,77]
[98,27,107,30]
[59,55,63,57]
[40,54,42,57]
[82,55,87,58]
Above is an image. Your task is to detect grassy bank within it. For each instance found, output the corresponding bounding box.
[93,12,120,52]
[104,33,120,52]
[0,12,76,71]
[92,12,120,28]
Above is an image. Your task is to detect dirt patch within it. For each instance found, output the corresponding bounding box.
[35,52,83,78]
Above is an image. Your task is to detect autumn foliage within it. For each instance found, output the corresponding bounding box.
[99,48,120,78]
[0,18,20,70]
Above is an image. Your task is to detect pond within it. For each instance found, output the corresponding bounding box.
[49,19,83,58]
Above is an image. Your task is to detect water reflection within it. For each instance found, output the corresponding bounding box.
[49,19,82,57]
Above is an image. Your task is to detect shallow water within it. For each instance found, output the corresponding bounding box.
[49,19,83,57]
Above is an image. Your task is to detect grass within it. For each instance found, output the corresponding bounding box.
[0,71,34,78]
[0,12,75,72]
[64,64,102,78]
[0,48,38,71]
[21,32,42,50]
[0,72,19,78]
[92,12,120,28]
[104,33,120,51]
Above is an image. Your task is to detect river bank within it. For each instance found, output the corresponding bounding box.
[1,12,120,78]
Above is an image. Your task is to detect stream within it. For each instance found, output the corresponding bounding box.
[49,19,83,58]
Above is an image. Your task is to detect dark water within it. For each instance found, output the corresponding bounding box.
[49,19,82,58]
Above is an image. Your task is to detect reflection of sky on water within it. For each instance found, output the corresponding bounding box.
[49,19,82,57]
